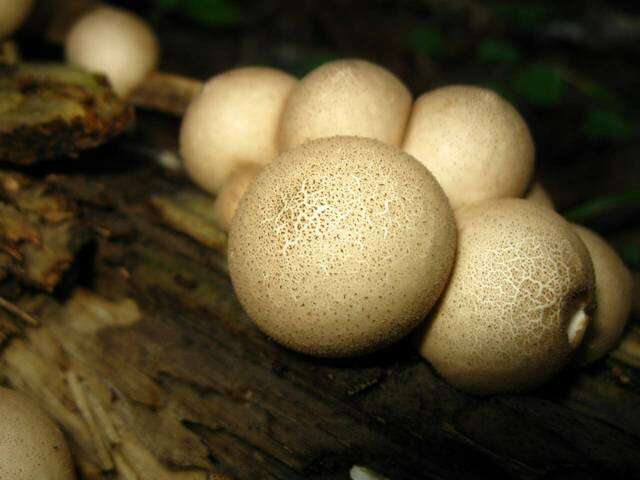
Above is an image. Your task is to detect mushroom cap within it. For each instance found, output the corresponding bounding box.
[180,66,297,194]
[278,59,412,152]
[403,85,535,210]
[229,136,456,357]
[213,163,263,232]
[416,199,595,395]
[572,224,633,365]
[0,0,33,39]
[0,387,76,479]
[65,6,159,97]
[525,181,555,210]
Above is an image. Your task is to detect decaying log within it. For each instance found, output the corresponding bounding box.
[0,147,638,480]
[0,170,91,292]
[0,63,133,164]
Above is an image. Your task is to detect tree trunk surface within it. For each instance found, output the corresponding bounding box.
[0,121,639,480]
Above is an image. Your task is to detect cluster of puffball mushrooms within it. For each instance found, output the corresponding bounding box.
[57,5,634,395]
[0,2,636,476]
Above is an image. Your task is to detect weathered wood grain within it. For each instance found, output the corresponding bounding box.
[0,144,638,480]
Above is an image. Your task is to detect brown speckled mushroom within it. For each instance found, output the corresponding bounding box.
[278,59,412,152]
[229,136,456,357]
[180,66,297,194]
[572,224,633,365]
[0,387,76,479]
[403,85,535,210]
[416,199,595,395]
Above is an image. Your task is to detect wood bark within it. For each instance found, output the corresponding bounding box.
[0,139,638,480]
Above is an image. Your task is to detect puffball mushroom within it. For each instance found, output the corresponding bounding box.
[525,182,555,210]
[0,0,33,39]
[572,224,633,365]
[0,387,76,479]
[403,85,535,210]
[229,136,456,357]
[65,6,160,97]
[416,199,595,395]
[212,163,262,232]
[278,59,412,152]
[180,66,297,194]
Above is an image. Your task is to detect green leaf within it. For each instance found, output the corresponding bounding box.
[156,0,181,8]
[156,0,240,26]
[478,81,516,104]
[512,63,565,107]
[297,50,340,76]
[490,2,552,30]
[583,108,632,141]
[580,81,619,107]
[564,189,640,223]
[406,24,444,57]
[621,243,640,269]
[477,38,521,65]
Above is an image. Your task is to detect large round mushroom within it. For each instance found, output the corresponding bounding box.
[416,199,595,394]
[229,136,456,357]
[180,66,297,194]
[403,85,535,210]
[278,59,412,152]
[65,6,160,97]
[0,387,76,479]
[572,224,633,365]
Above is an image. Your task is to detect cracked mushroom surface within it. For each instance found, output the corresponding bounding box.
[416,199,595,395]
[0,387,76,479]
[228,136,456,357]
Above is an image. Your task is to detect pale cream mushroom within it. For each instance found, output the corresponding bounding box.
[416,199,595,395]
[403,85,535,210]
[525,181,555,210]
[229,136,456,357]
[279,59,412,152]
[0,387,76,479]
[212,163,263,233]
[65,6,160,97]
[572,224,633,365]
[180,66,297,194]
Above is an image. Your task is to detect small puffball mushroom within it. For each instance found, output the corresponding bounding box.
[278,59,412,152]
[180,66,297,194]
[65,6,159,97]
[633,273,640,320]
[572,224,633,365]
[229,136,456,357]
[416,199,595,395]
[0,387,76,479]
[0,0,33,39]
[213,163,262,232]
[525,182,555,210]
[403,85,535,210]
